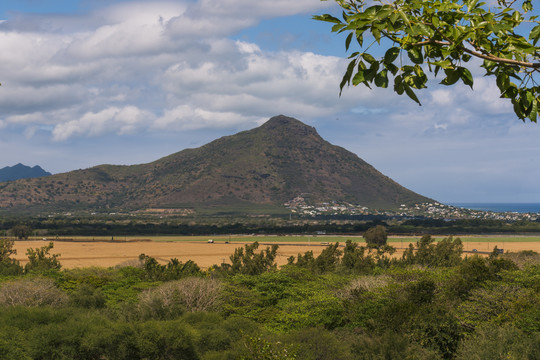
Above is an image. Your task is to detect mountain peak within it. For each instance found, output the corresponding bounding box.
[0,163,51,182]
[260,115,317,137]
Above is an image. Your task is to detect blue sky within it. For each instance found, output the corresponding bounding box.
[1,0,540,204]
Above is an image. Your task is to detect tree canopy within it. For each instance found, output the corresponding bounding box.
[315,0,540,122]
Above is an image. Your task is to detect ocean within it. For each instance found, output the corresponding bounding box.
[449,203,540,214]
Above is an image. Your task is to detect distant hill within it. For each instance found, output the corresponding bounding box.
[0,163,51,182]
[0,115,431,213]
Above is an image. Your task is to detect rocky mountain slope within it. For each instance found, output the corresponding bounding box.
[0,115,431,213]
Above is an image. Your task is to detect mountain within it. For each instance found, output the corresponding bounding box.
[0,115,431,213]
[0,163,51,182]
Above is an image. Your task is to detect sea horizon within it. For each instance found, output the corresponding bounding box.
[448,203,540,214]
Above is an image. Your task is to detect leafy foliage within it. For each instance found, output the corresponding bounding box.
[455,323,540,360]
[225,241,279,275]
[316,0,540,122]
[0,238,23,275]
[363,225,387,248]
[139,254,201,281]
[24,242,61,273]
[239,335,297,360]
[402,235,463,267]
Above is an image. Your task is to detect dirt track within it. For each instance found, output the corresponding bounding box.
[11,239,540,269]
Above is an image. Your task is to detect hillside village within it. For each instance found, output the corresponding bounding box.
[284,196,539,221]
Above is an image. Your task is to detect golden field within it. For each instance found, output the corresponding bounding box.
[11,235,540,269]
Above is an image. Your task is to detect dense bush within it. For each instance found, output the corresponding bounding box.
[0,238,537,359]
[455,323,540,360]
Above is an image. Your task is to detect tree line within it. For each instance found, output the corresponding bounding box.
[3,216,540,238]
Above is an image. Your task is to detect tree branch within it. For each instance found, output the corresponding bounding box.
[412,39,540,68]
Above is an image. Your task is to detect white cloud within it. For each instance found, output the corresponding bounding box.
[52,106,154,141]
[155,105,259,130]
[0,0,341,141]
[431,89,453,106]
[5,112,47,125]
[166,0,331,38]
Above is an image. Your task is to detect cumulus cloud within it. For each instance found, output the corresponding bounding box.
[52,106,154,141]
[166,0,331,38]
[0,0,342,142]
[155,105,259,130]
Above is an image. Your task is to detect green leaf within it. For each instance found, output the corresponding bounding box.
[407,48,423,64]
[529,24,540,45]
[362,53,377,64]
[460,68,474,88]
[441,68,461,85]
[403,83,422,105]
[340,59,357,94]
[429,59,452,69]
[313,14,342,24]
[364,65,379,82]
[513,99,526,119]
[521,90,534,111]
[389,12,399,24]
[345,33,353,51]
[394,75,404,95]
[372,28,381,43]
[529,99,538,123]
[523,0,533,13]
[375,70,389,88]
[385,62,399,75]
[375,7,393,21]
[398,9,411,27]
[496,73,510,92]
[352,70,366,86]
[384,47,400,64]
[431,16,440,28]
[331,23,345,32]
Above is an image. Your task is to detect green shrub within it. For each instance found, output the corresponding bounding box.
[350,330,441,360]
[285,327,353,360]
[455,323,540,360]
[69,283,106,309]
[0,326,31,359]
[25,242,61,273]
[133,319,199,360]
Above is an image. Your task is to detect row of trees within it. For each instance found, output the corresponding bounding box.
[4,216,540,238]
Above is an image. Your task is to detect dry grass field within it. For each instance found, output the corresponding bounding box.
[10,235,540,269]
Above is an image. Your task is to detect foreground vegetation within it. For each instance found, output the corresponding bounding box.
[0,234,539,359]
